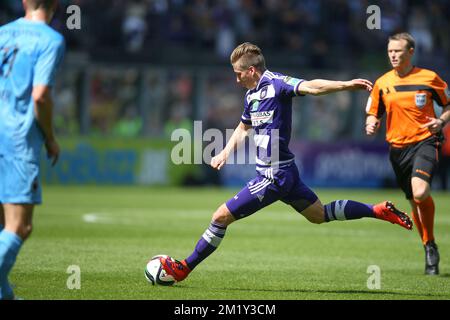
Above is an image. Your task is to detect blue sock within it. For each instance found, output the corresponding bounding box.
[324,200,374,222]
[0,230,23,300]
[185,221,227,270]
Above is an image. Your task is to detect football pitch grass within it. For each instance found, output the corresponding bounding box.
[11,186,450,300]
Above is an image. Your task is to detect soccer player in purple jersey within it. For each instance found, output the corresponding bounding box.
[159,42,413,282]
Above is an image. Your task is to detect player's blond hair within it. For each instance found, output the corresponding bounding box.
[389,32,416,50]
[230,42,266,71]
[25,0,57,10]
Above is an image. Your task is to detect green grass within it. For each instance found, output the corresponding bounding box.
[11,186,450,300]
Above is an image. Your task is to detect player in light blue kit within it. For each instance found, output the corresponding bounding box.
[0,0,64,299]
[159,43,413,282]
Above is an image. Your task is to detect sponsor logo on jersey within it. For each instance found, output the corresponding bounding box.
[251,100,260,111]
[251,110,274,126]
[415,92,427,108]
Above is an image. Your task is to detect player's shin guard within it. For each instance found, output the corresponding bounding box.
[184,221,227,270]
[324,200,374,222]
[0,230,23,300]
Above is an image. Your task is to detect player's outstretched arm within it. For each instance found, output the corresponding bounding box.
[297,79,373,96]
[33,85,60,166]
[211,122,252,170]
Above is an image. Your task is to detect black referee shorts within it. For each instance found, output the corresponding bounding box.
[389,136,441,199]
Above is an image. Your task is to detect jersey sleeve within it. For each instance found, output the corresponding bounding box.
[278,75,305,98]
[33,36,65,87]
[430,73,450,107]
[366,80,386,118]
[241,94,252,125]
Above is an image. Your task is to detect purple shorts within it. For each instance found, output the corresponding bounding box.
[226,163,318,220]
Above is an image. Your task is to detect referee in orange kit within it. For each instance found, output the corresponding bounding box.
[366,32,450,275]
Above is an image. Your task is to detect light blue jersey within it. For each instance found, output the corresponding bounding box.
[0,18,64,204]
[0,18,65,163]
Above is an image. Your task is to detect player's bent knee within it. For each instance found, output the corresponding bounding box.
[413,192,429,203]
[302,204,325,224]
[305,213,325,224]
[412,186,429,201]
[411,178,430,202]
[18,224,33,240]
[212,204,235,227]
[412,186,430,202]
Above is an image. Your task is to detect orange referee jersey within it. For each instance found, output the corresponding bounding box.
[366,67,450,147]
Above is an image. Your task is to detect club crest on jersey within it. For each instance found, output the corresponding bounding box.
[260,86,268,99]
[415,92,427,109]
[251,110,274,126]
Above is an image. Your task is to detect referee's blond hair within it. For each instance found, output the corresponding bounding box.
[389,32,416,50]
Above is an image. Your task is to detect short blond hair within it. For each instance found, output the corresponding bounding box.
[230,42,266,71]
[388,32,415,50]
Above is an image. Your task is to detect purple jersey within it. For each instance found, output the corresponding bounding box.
[240,70,304,170]
[225,70,317,221]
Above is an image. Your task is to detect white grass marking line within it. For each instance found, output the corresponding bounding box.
[82,213,116,224]
[81,209,450,225]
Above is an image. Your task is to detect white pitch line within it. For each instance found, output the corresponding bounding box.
[82,213,115,224]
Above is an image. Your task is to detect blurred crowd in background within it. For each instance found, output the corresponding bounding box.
[1,0,449,141]
[2,0,449,66]
[86,0,449,69]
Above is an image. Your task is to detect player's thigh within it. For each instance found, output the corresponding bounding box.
[411,140,439,200]
[225,175,281,221]
[281,174,320,221]
[389,146,414,199]
[412,139,439,179]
